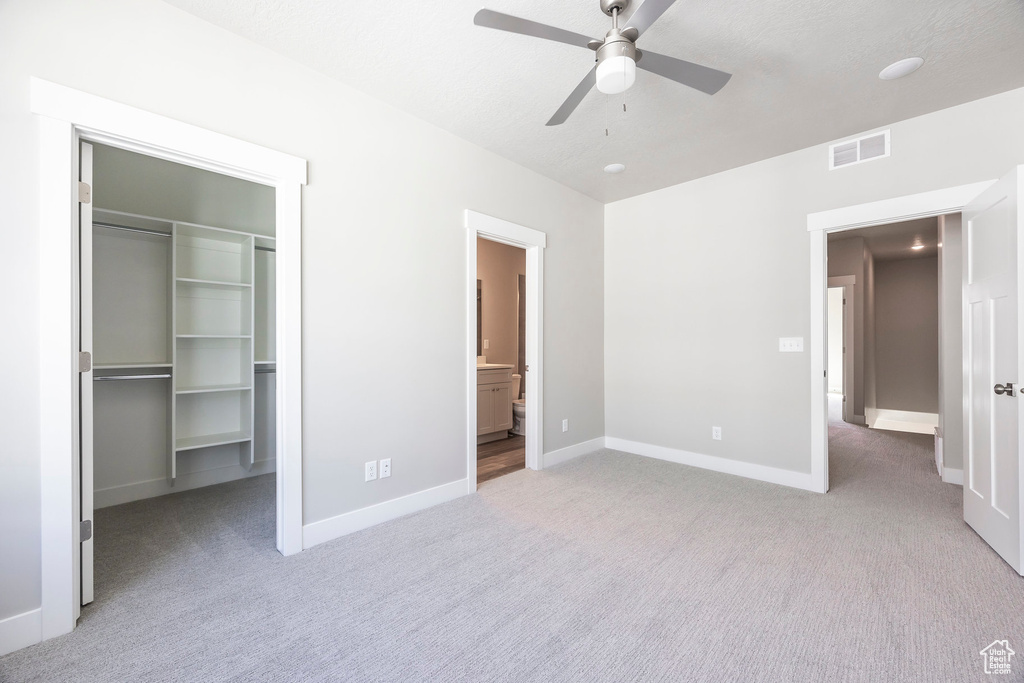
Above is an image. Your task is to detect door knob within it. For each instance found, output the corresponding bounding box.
[994,383,1015,396]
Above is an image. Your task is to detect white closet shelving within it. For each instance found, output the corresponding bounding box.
[92,208,275,493]
[172,222,258,478]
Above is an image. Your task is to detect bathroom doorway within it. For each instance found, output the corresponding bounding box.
[475,236,527,484]
[465,210,546,491]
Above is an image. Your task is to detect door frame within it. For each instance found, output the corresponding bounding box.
[466,210,546,491]
[826,277,855,421]
[807,181,996,494]
[31,78,307,642]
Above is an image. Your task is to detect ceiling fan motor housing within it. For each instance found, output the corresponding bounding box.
[600,0,630,16]
[596,29,638,65]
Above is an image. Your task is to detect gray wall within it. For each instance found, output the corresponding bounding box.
[477,238,525,371]
[874,258,939,413]
[938,215,964,470]
[93,144,275,235]
[827,237,867,419]
[0,0,604,623]
[605,85,1024,475]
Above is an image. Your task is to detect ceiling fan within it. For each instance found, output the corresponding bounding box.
[474,0,732,126]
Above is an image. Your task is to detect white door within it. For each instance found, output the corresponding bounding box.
[963,166,1023,575]
[79,142,95,605]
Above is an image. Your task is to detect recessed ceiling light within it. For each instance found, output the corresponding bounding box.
[879,57,924,80]
[911,244,925,250]
[604,163,626,174]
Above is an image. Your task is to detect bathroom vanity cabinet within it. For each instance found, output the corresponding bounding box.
[477,365,514,443]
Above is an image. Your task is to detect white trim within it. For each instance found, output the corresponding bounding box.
[302,479,468,549]
[466,210,548,249]
[0,609,42,657]
[94,459,276,509]
[605,437,818,492]
[942,468,964,485]
[466,210,545,493]
[275,181,304,556]
[865,408,939,435]
[544,437,606,468]
[808,182,994,232]
[31,79,306,646]
[827,275,856,286]
[807,181,996,496]
[30,78,306,185]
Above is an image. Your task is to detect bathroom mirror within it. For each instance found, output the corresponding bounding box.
[477,279,482,357]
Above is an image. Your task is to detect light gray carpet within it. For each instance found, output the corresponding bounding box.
[3,404,1023,682]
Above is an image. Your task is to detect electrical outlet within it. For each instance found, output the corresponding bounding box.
[379,458,391,478]
[365,461,377,482]
[712,426,722,441]
[562,419,569,432]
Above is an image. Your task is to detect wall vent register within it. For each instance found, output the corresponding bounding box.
[829,130,890,170]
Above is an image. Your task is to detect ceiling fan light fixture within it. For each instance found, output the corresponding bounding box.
[596,54,636,94]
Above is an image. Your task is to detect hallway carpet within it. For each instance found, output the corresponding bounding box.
[2,409,1022,681]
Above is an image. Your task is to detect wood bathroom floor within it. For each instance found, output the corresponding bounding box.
[477,435,525,484]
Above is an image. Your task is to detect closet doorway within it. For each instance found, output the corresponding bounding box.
[34,79,305,642]
[79,142,281,607]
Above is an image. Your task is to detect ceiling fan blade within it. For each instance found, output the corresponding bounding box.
[624,0,677,35]
[546,66,598,126]
[474,9,594,50]
[637,50,732,95]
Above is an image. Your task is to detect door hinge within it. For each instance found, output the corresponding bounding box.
[80,519,92,542]
[78,351,92,373]
[78,181,91,204]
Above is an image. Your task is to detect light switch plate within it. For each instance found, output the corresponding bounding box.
[483,339,489,349]
[379,458,391,478]
[779,337,804,352]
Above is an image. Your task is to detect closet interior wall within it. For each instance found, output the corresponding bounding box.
[91,144,277,508]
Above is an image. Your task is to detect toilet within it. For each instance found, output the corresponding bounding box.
[511,373,526,436]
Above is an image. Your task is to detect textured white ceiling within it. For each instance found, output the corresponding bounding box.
[161,0,1024,202]
[831,217,939,261]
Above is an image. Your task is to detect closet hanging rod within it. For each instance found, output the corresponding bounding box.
[94,374,172,381]
[93,222,171,238]
[255,245,276,252]
[254,368,276,374]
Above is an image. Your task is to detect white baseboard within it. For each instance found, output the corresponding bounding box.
[543,437,606,468]
[942,467,964,485]
[866,408,939,435]
[302,478,468,550]
[605,437,818,492]
[95,458,276,508]
[0,608,41,657]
